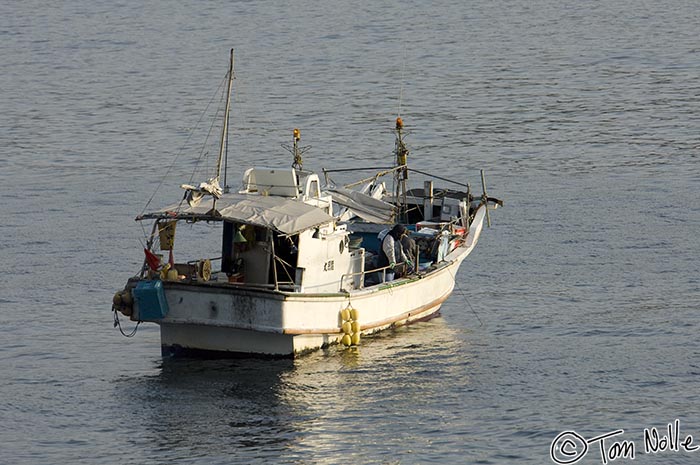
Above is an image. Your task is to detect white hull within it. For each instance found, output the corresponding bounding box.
[133,207,487,357]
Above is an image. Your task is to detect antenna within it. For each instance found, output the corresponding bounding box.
[282,128,311,170]
[397,45,407,118]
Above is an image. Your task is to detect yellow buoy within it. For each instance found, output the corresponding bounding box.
[159,263,170,281]
[339,304,361,347]
[167,268,179,281]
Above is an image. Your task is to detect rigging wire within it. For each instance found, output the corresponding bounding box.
[447,267,484,327]
[139,71,230,218]
[188,84,228,186]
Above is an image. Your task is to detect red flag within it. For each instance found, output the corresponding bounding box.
[144,248,161,271]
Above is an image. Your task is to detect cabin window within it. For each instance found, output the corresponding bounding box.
[221,221,236,274]
[221,222,274,285]
[270,232,299,289]
[222,222,254,273]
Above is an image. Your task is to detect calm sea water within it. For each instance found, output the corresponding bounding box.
[2,1,699,464]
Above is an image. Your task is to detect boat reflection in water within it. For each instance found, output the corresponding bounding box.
[114,316,473,462]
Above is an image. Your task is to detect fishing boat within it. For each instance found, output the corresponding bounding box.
[112,50,503,358]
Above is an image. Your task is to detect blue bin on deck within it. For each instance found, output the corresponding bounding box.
[134,280,169,320]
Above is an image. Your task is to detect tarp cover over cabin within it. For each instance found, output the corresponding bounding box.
[138,168,363,293]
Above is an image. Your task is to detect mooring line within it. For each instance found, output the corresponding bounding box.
[448,267,484,327]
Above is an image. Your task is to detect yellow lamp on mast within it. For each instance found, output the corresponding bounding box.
[395,117,408,166]
[292,128,303,170]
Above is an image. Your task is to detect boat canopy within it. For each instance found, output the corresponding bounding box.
[138,193,334,235]
[326,187,396,224]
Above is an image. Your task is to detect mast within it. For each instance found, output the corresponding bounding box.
[394,117,409,222]
[216,48,235,186]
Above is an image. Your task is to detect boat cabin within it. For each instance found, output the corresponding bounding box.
[141,167,365,294]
